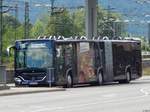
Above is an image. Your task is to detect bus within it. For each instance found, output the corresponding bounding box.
[8,37,142,87]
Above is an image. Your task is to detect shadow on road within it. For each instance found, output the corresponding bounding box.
[69,79,150,89]
[130,80,150,85]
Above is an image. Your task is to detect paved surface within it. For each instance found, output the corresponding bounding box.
[0,85,10,90]
[0,87,65,96]
[0,76,150,112]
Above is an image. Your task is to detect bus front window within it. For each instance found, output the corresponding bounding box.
[16,42,53,69]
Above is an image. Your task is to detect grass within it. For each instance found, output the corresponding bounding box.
[143,67,150,76]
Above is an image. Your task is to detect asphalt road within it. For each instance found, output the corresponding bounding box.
[1,76,150,112]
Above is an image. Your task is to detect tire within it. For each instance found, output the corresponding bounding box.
[125,71,131,83]
[15,83,20,87]
[66,74,73,88]
[15,83,21,87]
[119,71,131,84]
[98,72,103,85]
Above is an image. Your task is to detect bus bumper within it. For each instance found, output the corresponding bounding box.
[14,76,52,86]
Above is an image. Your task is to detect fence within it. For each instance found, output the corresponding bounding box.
[0,65,6,86]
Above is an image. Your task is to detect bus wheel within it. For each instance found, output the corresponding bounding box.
[15,83,20,87]
[126,71,131,83]
[119,71,131,84]
[66,74,73,88]
[98,72,103,85]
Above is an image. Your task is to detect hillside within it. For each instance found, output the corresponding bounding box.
[4,0,150,37]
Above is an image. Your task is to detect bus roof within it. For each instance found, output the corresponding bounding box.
[16,39,140,43]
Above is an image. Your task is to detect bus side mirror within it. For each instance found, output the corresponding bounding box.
[7,45,15,56]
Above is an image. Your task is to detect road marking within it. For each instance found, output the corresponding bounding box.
[102,93,117,98]
[140,88,149,96]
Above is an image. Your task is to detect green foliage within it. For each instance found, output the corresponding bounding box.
[2,6,124,67]
[140,37,150,51]
[16,25,25,40]
[46,10,74,37]
[2,14,19,66]
[97,6,124,37]
[71,9,86,36]
[31,19,45,38]
[29,5,123,39]
[3,14,20,29]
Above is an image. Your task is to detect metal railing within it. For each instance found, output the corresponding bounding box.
[46,68,55,87]
[0,65,6,86]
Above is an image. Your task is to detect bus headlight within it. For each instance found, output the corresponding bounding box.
[14,78,22,83]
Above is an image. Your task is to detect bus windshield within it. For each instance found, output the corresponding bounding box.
[16,41,53,69]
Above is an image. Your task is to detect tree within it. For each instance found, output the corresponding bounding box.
[46,10,74,37]
[3,14,20,29]
[97,6,124,38]
[2,14,22,65]
[71,9,86,36]
[31,19,45,38]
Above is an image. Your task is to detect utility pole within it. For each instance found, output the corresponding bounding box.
[85,0,97,39]
[148,23,150,45]
[0,0,3,65]
[14,3,18,40]
[107,5,115,39]
[24,1,29,39]
[50,0,55,16]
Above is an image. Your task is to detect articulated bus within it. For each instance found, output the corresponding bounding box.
[8,37,142,87]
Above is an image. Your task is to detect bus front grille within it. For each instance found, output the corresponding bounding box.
[22,73,46,81]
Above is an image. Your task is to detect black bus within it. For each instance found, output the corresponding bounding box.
[8,38,142,87]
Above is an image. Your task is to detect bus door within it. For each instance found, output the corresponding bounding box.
[64,43,77,83]
[94,42,103,71]
[131,42,142,78]
[77,42,96,83]
[113,43,126,80]
[55,44,66,84]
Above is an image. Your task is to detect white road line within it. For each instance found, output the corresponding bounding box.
[140,88,149,96]
[102,93,117,98]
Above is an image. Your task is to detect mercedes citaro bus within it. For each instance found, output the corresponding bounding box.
[7,36,142,87]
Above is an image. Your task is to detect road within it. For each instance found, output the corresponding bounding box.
[1,76,150,112]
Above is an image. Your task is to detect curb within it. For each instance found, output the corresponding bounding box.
[0,86,10,91]
[0,87,66,96]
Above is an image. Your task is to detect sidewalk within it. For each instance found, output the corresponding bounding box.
[0,85,65,96]
[0,84,10,91]
[140,76,150,80]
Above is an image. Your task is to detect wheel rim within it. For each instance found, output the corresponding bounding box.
[67,75,72,87]
[126,72,130,82]
[98,72,103,85]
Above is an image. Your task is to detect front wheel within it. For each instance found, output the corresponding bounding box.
[15,83,20,87]
[98,72,103,85]
[119,71,131,84]
[66,74,73,88]
[125,71,131,83]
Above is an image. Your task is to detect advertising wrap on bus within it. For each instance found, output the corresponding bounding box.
[78,43,96,83]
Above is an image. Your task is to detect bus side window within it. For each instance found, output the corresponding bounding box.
[56,48,61,58]
[64,44,73,67]
[56,45,64,66]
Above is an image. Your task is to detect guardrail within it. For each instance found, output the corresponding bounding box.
[143,54,150,59]
[46,68,55,87]
[0,65,7,86]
